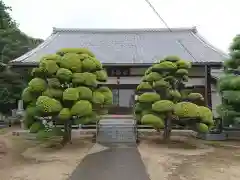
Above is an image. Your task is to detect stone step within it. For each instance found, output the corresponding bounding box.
[97,134,136,143]
[97,118,137,144]
[99,142,137,148]
[99,119,135,125]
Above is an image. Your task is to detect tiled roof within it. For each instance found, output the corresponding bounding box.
[11,27,228,65]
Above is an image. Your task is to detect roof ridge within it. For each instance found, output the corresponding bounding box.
[52,27,197,33]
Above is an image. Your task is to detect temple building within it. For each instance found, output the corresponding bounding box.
[11,27,227,115]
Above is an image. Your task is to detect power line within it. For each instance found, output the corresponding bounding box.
[144,0,198,61]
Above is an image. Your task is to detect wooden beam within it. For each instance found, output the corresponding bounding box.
[204,65,212,109]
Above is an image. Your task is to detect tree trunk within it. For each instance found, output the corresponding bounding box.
[61,120,72,145]
[163,112,172,142]
[68,120,72,144]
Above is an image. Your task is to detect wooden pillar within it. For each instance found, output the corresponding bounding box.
[204,65,212,109]
[116,77,120,106]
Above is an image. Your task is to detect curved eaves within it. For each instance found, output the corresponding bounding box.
[191,31,229,59]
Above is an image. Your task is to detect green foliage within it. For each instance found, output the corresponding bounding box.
[136,82,152,91]
[175,69,188,76]
[174,102,200,118]
[152,80,170,89]
[187,93,204,101]
[56,48,95,57]
[152,100,174,113]
[22,48,112,144]
[70,100,92,116]
[0,68,25,114]
[24,114,35,129]
[56,68,73,82]
[58,108,71,120]
[217,75,240,92]
[97,87,113,105]
[95,70,107,82]
[196,123,209,133]
[217,35,240,127]
[40,60,59,75]
[141,114,164,128]
[26,105,40,117]
[30,121,44,133]
[22,87,36,103]
[36,127,64,141]
[76,86,93,100]
[47,78,61,88]
[137,92,160,103]
[176,60,191,69]
[92,91,105,104]
[36,96,62,114]
[162,55,180,62]
[152,61,177,72]
[0,2,43,113]
[42,88,63,99]
[198,106,214,126]
[28,78,47,92]
[145,72,162,82]
[134,55,212,136]
[59,53,82,72]
[63,88,79,101]
[169,90,181,101]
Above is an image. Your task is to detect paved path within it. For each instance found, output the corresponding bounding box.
[69,147,150,180]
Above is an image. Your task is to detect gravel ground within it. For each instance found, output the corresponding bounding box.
[138,135,240,180]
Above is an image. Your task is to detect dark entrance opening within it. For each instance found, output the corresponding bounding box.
[108,84,137,115]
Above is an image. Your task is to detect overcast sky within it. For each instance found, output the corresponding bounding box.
[4,0,240,52]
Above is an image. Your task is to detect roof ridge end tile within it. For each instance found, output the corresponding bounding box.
[52,27,197,33]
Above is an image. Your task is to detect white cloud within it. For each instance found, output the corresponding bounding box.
[4,0,240,52]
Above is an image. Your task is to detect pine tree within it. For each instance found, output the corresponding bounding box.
[0,1,43,115]
[134,56,214,141]
[217,35,240,127]
[22,48,113,145]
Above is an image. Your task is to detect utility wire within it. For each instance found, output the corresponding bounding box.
[144,0,198,61]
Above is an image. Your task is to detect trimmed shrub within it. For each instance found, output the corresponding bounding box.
[21,48,112,143]
[133,55,212,138]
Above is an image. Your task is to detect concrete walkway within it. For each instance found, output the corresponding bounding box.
[69,147,150,180]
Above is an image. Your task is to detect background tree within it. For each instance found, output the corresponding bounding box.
[0,0,43,115]
[22,48,113,145]
[134,56,214,141]
[0,65,25,115]
[217,35,240,128]
[0,0,43,64]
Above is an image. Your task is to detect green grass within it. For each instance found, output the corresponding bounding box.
[0,128,9,135]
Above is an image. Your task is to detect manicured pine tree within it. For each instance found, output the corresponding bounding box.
[134,56,214,141]
[22,48,113,145]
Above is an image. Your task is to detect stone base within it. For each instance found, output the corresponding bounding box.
[197,132,227,141]
[224,130,240,140]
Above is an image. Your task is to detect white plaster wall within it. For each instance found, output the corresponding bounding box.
[99,77,118,84]
[211,84,221,117]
